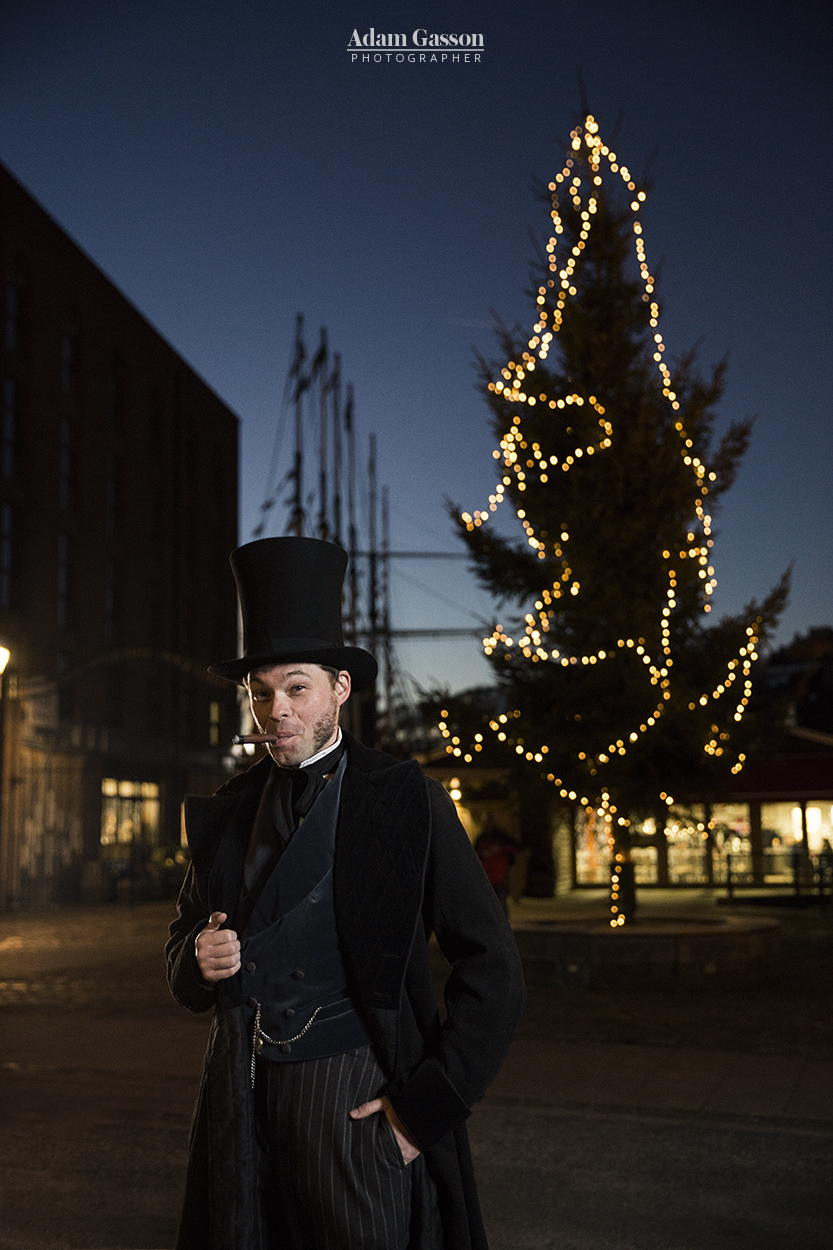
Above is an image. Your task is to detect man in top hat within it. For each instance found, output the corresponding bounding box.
[166,537,526,1250]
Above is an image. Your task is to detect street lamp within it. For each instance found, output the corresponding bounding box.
[0,644,9,908]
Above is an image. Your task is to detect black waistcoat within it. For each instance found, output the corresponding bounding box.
[237,755,373,1061]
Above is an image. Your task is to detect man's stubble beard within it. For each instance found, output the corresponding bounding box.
[311,698,340,758]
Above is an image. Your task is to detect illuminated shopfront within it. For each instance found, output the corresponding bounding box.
[574,738,833,888]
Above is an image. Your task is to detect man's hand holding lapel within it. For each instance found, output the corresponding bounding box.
[195,911,241,983]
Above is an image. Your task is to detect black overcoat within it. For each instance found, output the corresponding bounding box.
[166,731,526,1250]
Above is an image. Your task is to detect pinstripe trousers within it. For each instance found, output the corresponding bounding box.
[255,1045,435,1249]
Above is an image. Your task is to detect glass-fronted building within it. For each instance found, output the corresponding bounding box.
[574,734,833,888]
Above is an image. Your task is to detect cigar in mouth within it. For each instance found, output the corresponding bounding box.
[232,733,279,745]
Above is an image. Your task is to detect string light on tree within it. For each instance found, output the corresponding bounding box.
[445,112,789,924]
[455,116,766,778]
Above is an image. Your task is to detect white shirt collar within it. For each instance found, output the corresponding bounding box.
[299,728,343,770]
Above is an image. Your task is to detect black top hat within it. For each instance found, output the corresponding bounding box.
[208,537,378,689]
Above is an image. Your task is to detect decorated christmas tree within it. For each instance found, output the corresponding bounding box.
[445,114,788,920]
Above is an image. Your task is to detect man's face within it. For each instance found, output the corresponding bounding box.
[245,663,351,768]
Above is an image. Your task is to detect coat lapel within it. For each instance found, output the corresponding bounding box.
[243,754,346,935]
[334,748,431,1009]
[183,757,271,926]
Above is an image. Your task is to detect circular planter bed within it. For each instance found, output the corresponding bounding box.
[512,915,780,990]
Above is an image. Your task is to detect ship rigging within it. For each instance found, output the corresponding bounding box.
[252,315,483,751]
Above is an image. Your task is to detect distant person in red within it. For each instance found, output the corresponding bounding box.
[475,814,519,914]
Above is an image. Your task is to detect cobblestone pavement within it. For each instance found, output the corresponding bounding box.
[0,906,175,1013]
[1,899,832,1249]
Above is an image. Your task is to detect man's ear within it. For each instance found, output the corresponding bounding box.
[335,670,352,707]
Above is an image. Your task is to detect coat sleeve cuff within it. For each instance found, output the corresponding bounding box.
[386,1055,472,1150]
[167,919,218,1013]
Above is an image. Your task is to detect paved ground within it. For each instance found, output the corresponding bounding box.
[1,892,832,1249]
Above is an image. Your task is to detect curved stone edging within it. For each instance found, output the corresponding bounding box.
[512,916,781,990]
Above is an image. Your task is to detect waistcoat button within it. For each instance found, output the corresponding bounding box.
[247,996,258,1008]
[246,961,256,972]
[279,1043,291,1053]
[292,969,304,980]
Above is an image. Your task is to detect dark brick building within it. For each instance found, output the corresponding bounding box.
[0,162,240,906]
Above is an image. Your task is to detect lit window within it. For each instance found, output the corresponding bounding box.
[100,777,161,847]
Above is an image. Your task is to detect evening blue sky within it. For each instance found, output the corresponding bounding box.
[2,0,830,694]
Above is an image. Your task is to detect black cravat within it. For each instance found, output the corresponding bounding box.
[272,739,345,842]
[243,740,345,901]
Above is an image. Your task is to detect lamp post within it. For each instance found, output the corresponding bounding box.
[0,645,10,909]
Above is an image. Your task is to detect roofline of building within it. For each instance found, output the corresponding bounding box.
[0,158,241,426]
